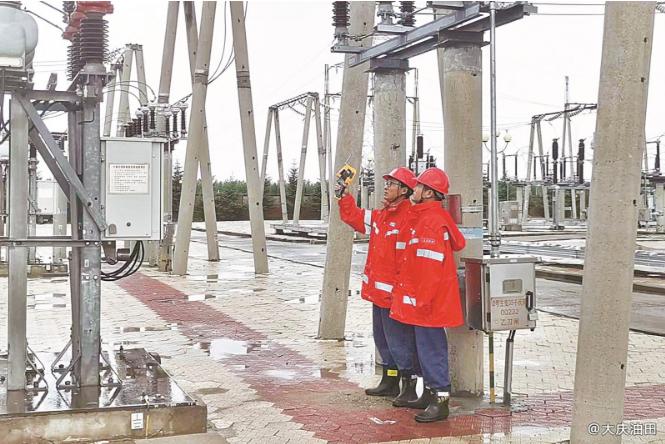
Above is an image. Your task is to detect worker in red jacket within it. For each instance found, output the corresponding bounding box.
[390,167,466,423]
[338,166,418,398]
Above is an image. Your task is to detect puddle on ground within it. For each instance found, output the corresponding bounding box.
[195,338,265,360]
[196,387,228,395]
[186,274,219,283]
[186,293,217,302]
[113,324,178,334]
[285,295,321,304]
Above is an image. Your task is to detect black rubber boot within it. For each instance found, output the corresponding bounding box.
[365,367,400,397]
[414,388,450,423]
[392,373,419,407]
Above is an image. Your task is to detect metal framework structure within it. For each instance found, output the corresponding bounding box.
[0,2,117,392]
[522,103,597,225]
[261,92,328,224]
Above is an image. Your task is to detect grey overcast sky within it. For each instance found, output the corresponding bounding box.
[25,1,665,182]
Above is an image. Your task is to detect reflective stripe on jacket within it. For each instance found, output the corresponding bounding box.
[390,200,466,327]
[338,194,412,308]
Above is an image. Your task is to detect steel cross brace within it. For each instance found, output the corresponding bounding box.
[16,94,107,231]
[344,2,536,67]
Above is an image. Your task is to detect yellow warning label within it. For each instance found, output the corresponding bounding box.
[387,369,398,377]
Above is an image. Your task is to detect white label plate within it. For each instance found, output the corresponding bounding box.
[109,163,149,194]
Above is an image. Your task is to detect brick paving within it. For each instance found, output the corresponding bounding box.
[1,232,665,443]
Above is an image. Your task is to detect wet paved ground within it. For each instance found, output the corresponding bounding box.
[212,233,665,336]
[2,228,665,443]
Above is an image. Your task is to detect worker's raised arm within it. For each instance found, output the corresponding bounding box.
[338,193,372,235]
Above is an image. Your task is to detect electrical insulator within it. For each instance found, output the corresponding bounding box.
[125,123,132,138]
[416,135,424,159]
[171,111,178,137]
[180,108,187,136]
[399,1,415,27]
[165,114,171,137]
[79,13,108,65]
[149,107,156,130]
[551,139,559,160]
[332,2,350,37]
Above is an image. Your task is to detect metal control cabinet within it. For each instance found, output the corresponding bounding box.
[463,255,539,332]
[101,137,164,240]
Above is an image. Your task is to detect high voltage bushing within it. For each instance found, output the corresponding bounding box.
[171,110,178,137]
[67,36,81,80]
[79,13,108,65]
[332,1,350,36]
[399,1,415,27]
[180,108,187,137]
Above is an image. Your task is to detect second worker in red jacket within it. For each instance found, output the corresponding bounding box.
[338,167,418,398]
[390,167,466,423]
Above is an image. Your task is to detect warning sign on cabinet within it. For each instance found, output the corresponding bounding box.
[109,163,149,194]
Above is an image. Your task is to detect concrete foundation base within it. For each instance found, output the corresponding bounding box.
[0,348,207,444]
[0,262,69,278]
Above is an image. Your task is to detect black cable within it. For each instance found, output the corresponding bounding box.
[101,241,145,281]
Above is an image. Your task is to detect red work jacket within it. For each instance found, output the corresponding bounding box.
[338,194,412,308]
[389,201,466,328]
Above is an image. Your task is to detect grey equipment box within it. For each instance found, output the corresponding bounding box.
[462,255,539,332]
[100,137,164,240]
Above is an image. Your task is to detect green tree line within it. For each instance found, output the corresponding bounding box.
[172,161,323,222]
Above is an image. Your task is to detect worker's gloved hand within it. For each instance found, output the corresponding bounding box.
[334,183,349,199]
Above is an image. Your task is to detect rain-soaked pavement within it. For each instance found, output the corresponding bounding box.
[1,225,665,443]
[196,232,665,336]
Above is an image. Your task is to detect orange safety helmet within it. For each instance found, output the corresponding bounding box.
[415,167,450,195]
[383,167,417,190]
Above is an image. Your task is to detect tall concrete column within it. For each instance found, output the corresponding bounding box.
[579,189,587,220]
[115,45,133,136]
[438,43,484,396]
[173,2,217,275]
[183,3,220,263]
[372,66,407,207]
[571,188,578,219]
[570,3,655,442]
[318,2,375,339]
[157,0,179,272]
[230,1,269,274]
[516,185,523,222]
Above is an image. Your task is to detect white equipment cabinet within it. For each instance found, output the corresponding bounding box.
[101,137,164,240]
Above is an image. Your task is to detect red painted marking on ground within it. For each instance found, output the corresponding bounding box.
[119,273,665,442]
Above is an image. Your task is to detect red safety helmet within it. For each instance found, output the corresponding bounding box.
[416,167,450,195]
[383,167,417,190]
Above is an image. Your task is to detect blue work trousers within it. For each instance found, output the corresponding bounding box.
[414,326,450,391]
[373,305,416,372]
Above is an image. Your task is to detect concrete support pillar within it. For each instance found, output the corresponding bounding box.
[571,3,655,442]
[7,98,29,390]
[156,0,179,272]
[293,96,314,225]
[361,182,369,209]
[173,2,218,275]
[556,186,565,223]
[516,185,523,221]
[372,68,407,208]
[571,188,578,219]
[115,45,133,136]
[318,2,374,340]
[579,189,587,220]
[314,97,329,222]
[230,1,269,274]
[438,43,484,396]
[655,183,665,232]
[273,110,288,224]
[183,3,220,263]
